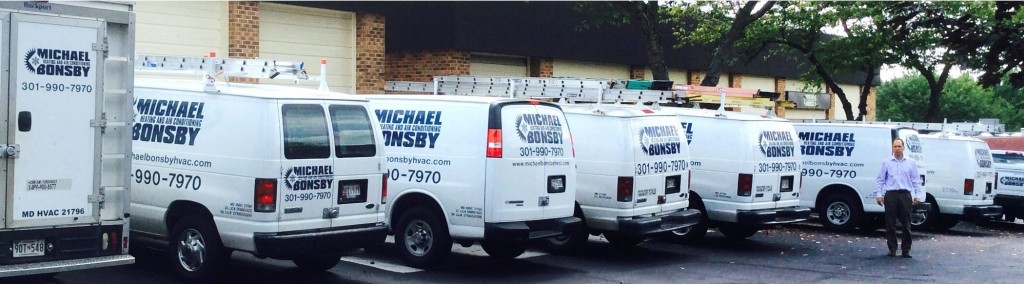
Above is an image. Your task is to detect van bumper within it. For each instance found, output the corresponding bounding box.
[736,206,811,226]
[253,223,387,259]
[962,204,1003,221]
[618,208,701,237]
[994,195,1024,218]
[484,217,582,242]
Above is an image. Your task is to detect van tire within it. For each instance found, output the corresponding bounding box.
[911,197,938,230]
[1005,214,1016,222]
[540,205,587,254]
[603,232,645,247]
[717,224,758,239]
[292,253,341,271]
[395,207,452,269]
[819,194,861,232]
[665,195,708,243]
[481,240,528,259]
[168,215,228,283]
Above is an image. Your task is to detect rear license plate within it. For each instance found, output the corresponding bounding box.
[343,184,361,198]
[13,239,45,257]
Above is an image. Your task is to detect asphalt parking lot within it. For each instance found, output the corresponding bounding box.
[8,219,1023,284]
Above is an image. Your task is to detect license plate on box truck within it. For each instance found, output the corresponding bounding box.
[13,239,45,257]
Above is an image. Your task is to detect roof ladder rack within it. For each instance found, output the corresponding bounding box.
[135,53,329,93]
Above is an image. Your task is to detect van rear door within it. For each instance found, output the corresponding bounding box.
[4,14,105,228]
[486,102,575,222]
[276,102,333,230]
[326,103,385,227]
[629,117,689,214]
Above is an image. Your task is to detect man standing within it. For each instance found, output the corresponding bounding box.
[875,138,923,258]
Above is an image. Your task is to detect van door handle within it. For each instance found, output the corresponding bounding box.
[18,111,31,132]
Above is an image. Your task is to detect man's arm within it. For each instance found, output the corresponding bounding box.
[875,160,888,205]
[910,161,923,204]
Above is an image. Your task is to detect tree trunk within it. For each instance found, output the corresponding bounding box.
[700,1,776,87]
[911,62,953,122]
[634,2,668,81]
[806,53,855,120]
[856,66,878,121]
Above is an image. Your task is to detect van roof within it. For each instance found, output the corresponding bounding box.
[920,133,987,143]
[135,78,368,102]
[559,104,677,118]
[657,107,789,122]
[792,122,907,130]
[359,94,557,106]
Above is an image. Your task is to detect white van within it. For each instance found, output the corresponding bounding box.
[916,133,1001,229]
[131,79,388,281]
[793,123,927,232]
[361,95,581,268]
[540,104,700,251]
[992,149,1024,222]
[658,107,810,240]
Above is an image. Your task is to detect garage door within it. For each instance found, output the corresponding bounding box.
[470,54,528,76]
[552,59,630,79]
[260,3,356,93]
[134,1,228,80]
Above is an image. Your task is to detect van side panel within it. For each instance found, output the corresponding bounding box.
[487,104,576,222]
[796,125,890,214]
[371,101,488,234]
[131,89,282,252]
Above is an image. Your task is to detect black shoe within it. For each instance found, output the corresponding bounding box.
[901,252,912,258]
[887,251,896,257]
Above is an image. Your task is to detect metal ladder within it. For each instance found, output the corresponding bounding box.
[135,54,329,93]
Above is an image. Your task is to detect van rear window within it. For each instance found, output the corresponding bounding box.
[329,105,376,158]
[994,153,1024,165]
[282,104,331,159]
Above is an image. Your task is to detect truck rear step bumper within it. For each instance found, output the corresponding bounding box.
[737,206,811,226]
[253,223,387,259]
[484,217,582,242]
[618,208,701,237]
[0,254,134,278]
[962,204,1003,221]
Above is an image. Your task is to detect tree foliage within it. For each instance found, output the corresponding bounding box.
[575,1,670,80]
[877,75,1023,130]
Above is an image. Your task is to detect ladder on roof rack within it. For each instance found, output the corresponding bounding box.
[789,119,1006,134]
[135,54,329,93]
[384,76,784,112]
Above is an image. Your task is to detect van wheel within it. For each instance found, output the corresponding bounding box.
[665,196,708,243]
[819,194,861,232]
[395,207,452,269]
[911,198,938,230]
[1005,214,1016,222]
[481,240,528,259]
[541,224,587,254]
[717,224,759,240]
[292,252,341,271]
[603,232,645,247]
[169,215,228,283]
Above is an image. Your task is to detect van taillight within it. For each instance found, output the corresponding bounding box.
[569,132,576,157]
[994,172,998,190]
[617,177,634,202]
[254,178,277,212]
[688,171,692,192]
[738,174,753,197]
[381,173,388,204]
[486,129,502,158]
[964,179,974,195]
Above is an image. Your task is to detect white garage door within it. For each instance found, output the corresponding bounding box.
[470,54,528,76]
[134,1,228,80]
[260,3,356,93]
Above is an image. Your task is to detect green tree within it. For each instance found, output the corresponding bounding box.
[877,74,1021,130]
[575,1,670,80]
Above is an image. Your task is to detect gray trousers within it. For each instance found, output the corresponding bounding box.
[884,190,913,253]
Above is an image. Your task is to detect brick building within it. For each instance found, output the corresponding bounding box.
[133,1,879,120]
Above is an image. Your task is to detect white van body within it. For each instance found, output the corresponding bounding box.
[794,123,927,231]
[361,95,581,268]
[992,149,1024,221]
[658,108,810,240]
[131,79,388,280]
[0,1,135,277]
[918,133,1001,229]
[542,104,699,250]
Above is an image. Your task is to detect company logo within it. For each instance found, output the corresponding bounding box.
[639,125,682,156]
[680,122,694,144]
[283,166,334,191]
[132,98,205,146]
[1001,176,1024,187]
[375,109,442,148]
[759,131,795,158]
[798,132,856,157]
[24,48,91,77]
[905,135,923,153]
[515,114,563,144]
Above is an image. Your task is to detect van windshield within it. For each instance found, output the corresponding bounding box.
[330,105,376,158]
[993,153,1024,165]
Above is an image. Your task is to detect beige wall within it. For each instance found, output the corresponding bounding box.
[552,59,630,79]
[784,109,828,120]
[643,68,688,84]
[260,3,356,93]
[742,75,775,91]
[831,84,865,120]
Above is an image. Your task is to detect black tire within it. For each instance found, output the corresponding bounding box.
[664,195,708,243]
[717,224,759,240]
[168,215,229,284]
[540,218,588,254]
[934,214,960,231]
[911,198,938,230]
[819,194,862,232]
[1005,214,1017,223]
[603,232,645,248]
[395,207,452,269]
[292,252,342,271]
[481,240,528,259]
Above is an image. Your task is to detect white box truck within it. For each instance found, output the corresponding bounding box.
[0,1,135,277]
